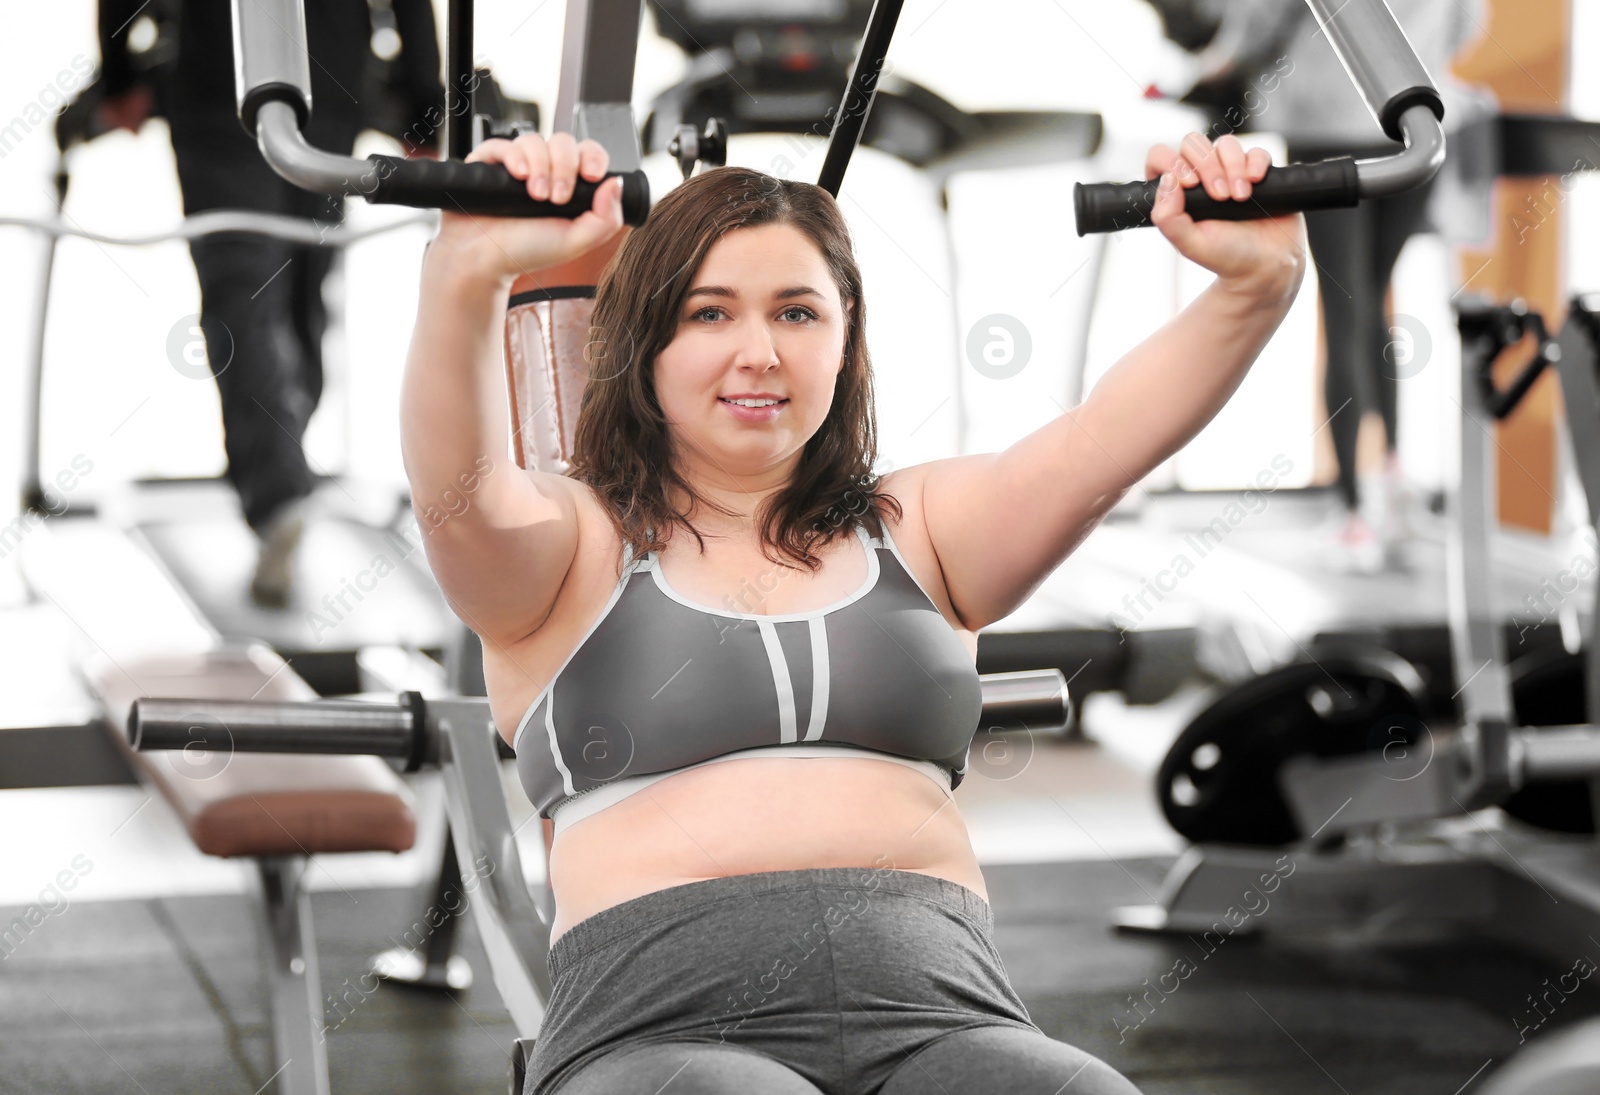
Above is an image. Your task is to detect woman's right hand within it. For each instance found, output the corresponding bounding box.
[434,132,629,280]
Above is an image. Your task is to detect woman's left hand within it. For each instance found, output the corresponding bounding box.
[1147,132,1307,296]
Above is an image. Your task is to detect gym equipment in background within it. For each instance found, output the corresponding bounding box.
[1075,0,1446,234]
[1158,642,1429,846]
[6,204,460,1095]
[107,2,1461,1093]
[1119,290,1600,1095]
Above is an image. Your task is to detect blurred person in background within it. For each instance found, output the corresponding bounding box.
[1173,0,1495,573]
[94,0,445,606]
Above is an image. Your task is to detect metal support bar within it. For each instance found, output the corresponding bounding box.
[552,0,644,170]
[975,669,1070,729]
[1303,0,1443,143]
[1353,104,1447,199]
[446,0,474,160]
[446,621,487,697]
[1113,843,1497,938]
[1518,728,1600,781]
[435,701,553,1036]
[1557,302,1600,748]
[1112,830,1600,970]
[230,0,312,134]
[1447,311,1516,803]
[20,165,66,515]
[817,0,905,196]
[369,824,473,992]
[1278,748,1454,837]
[256,101,384,195]
[257,856,330,1095]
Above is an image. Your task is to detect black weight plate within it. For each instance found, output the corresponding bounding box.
[1502,647,1596,834]
[1158,645,1429,846]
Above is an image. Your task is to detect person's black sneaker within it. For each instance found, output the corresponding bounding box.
[249,497,309,609]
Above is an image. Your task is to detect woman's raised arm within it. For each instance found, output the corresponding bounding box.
[918,132,1308,633]
[398,133,627,648]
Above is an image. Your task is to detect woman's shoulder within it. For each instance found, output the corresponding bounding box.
[873,465,923,521]
[867,465,971,632]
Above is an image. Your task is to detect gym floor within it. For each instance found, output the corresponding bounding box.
[6,688,1597,1095]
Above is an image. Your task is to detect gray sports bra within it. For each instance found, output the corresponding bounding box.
[513,520,983,833]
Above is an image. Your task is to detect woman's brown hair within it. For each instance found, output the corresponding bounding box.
[569,165,902,578]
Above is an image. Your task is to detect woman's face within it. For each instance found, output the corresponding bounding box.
[653,222,852,494]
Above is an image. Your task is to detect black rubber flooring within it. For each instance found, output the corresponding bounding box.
[983,859,1600,1094]
[3,859,1596,1094]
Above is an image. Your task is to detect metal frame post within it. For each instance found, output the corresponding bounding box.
[435,702,553,1035]
[446,0,475,160]
[257,856,330,1095]
[552,0,644,169]
[1446,325,1516,756]
[816,0,905,196]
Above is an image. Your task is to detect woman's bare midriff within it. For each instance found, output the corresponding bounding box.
[482,467,989,949]
[545,756,989,945]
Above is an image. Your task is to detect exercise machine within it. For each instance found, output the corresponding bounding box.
[128,667,1071,1094]
[50,0,1461,1091]
[3,24,539,1093]
[1120,288,1600,1092]
[4,200,453,774]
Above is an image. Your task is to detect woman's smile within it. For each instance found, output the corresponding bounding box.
[718,396,790,422]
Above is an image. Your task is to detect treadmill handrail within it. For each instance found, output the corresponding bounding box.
[0,208,436,249]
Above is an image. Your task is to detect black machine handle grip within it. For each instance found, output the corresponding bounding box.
[1488,353,1557,420]
[1455,299,1563,421]
[1073,157,1361,236]
[1484,312,1560,421]
[364,159,652,227]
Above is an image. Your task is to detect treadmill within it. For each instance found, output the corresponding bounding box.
[3,110,455,790]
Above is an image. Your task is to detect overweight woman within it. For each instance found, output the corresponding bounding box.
[400,130,1305,1094]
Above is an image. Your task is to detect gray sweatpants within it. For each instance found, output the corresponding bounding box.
[524,866,1143,1095]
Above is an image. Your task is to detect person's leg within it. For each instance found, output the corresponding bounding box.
[169,116,318,535]
[1366,178,1433,457]
[288,243,335,414]
[169,114,327,605]
[522,871,854,1095]
[185,228,320,605]
[815,868,1141,1095]
[284,124,358,417]
[876,1025,1143,1095]
[182,231,319,531]
[1365,178,1436,558]
[545,1042,825,1095]
[1285,142,1385,571]
[1303,200,1376,516]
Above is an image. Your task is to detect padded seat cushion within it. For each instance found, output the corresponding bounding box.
[83,645,416,857]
